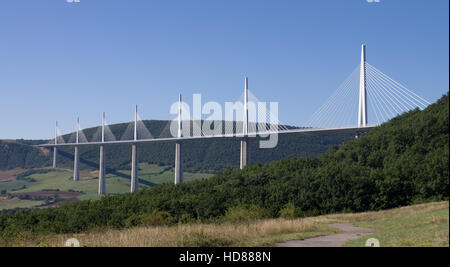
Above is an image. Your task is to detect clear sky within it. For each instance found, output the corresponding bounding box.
[0,0,448,139]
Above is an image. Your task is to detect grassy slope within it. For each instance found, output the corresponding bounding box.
[12,201,447,247]
[342,203,449,247]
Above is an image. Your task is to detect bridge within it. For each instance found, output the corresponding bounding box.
[39,45,430,195]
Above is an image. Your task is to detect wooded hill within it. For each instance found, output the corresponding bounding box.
[1,121,354,172]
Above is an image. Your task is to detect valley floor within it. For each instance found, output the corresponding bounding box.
[0,164,213,210]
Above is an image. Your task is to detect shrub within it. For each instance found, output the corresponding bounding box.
[224,205,269,223]
[178,213,196,224]
[181,231,233,247]
[278,203,303,219]
[124,210,174,228]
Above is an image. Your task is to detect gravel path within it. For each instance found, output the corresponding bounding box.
[274,224,375,247]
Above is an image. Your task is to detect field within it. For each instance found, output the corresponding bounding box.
[0,164,213,210]
[0,169,23,182]
[341,202,449,247]
[0,196,45,210]
[8,201,446,247]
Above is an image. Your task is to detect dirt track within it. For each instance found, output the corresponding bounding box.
[274,224,375,247]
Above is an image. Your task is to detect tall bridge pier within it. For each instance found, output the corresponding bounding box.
[53,121,58,168]
[175,142,183,184]
[73,117,80,181]
[130,105,139,193]
[98,112,106,195]
[240,77,249,169]
[174,94,184,184]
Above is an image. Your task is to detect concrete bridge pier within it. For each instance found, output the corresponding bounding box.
[98,145,105,195]
[174,141,183,184]
[130,143,139,192]
[174,94,184,184]
[53,121,58,168]
[240,77,249,170]
[240,138,248,169]
[73,146,80,181]
[53,147,57,168]
[98,112,106,195]
[73,117,80,181]
[130,105,139,192]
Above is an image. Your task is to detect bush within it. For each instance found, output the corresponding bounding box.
[224,205,269,223]
[181,231,233,247]
[278,203,304,219]
[178,213,196,224]
[124,210,174,228]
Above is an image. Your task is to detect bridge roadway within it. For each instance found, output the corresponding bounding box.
[38,125,376,147]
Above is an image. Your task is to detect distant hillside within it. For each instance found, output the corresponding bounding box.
[1,93,447,236]
[0,140,49,170]
[1,121,355,172]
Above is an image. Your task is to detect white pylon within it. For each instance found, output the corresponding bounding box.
[240,77,249,169]
[102,112,105,143]
[358,44,368,127]
[178,94,182,138]
[76,117,80,144]
[243,77,248,135]
[55,121,58,145]
[134,105,138,141]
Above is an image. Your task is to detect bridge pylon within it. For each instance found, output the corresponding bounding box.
[98,112,106,195]
[73,117,80,181]
[240,77,249,169]
[175,94,183,184]
[358,44,368,128]
[53,121,58,168]
[130,105,139,192]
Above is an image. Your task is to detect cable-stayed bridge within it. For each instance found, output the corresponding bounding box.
[39,45,430,195]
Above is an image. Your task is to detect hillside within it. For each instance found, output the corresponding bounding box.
[0,93,448,237]
[1,121,354,172]
[1,122,354,210]
[0,140,49,170]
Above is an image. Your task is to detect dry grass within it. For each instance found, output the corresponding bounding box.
[6,201,449,247]
[46,217,336,247]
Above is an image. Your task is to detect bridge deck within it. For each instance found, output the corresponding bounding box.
[38,125,377,147]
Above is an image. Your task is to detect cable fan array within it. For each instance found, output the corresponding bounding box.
[49,90,288,144]
[305,63,430,128]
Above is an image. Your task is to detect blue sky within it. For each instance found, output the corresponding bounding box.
[0,0,448,139]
